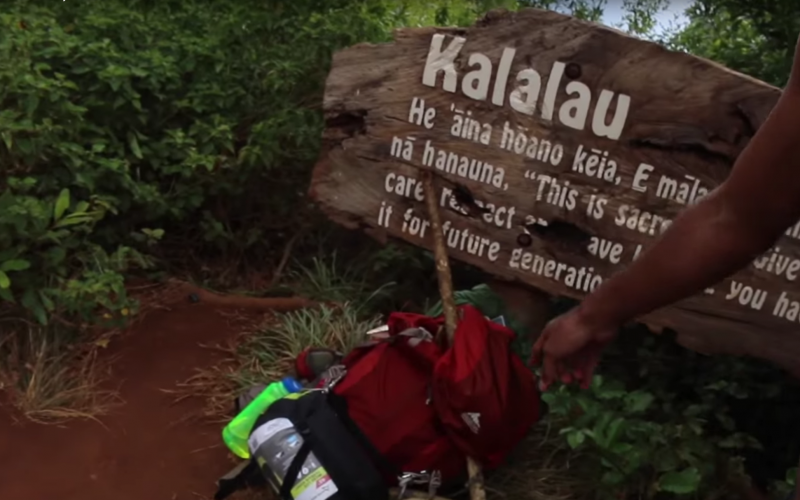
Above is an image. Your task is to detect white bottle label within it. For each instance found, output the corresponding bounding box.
[249,418,338,500]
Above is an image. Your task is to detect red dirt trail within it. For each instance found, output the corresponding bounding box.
[0,304,249,500]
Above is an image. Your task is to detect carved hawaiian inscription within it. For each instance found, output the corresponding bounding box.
[310,8,800,373]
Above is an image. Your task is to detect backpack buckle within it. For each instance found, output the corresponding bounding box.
[428,470,441,496]
[319,365,346,392]
[396,471,440,499]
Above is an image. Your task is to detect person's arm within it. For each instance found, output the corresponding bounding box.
[576,36,800,330]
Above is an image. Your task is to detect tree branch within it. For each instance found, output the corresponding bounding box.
[422,171,486,500]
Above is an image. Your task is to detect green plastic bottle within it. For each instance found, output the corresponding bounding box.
[222,377,303,459]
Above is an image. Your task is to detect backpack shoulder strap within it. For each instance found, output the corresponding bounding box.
[278,438,313,499]
[326,391,400,480]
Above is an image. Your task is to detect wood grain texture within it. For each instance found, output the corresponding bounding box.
[310,8,800,373]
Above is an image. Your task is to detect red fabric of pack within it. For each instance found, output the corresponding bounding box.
[431,305,540,469]
[332,314,465,484]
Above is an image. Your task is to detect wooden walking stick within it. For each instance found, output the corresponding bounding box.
[421,171,487,500]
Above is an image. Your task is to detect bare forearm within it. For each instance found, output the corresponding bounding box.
[578,191,781,327]
[574,68,800,329]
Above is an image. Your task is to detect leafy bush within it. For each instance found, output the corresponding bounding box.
[0,0,398,324]
[670,1,799,87]
[540,324,800,499]
[544,374,753,498]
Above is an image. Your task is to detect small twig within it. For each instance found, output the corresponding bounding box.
[422,171,486,500]
[270,229,304,288]
[422,172,457,344]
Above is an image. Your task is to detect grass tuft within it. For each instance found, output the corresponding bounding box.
[288,253,395,307]
[231,303,381,388]
[172,302,382,423]
[0,323,120,424]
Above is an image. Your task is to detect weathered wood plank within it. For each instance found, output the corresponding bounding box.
[310,8,800,373]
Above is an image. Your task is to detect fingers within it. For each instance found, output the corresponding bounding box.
[540,352,560,391]
[542,346,578,390]
[533,315,591,391]
[534,334,573,390]
[539,347,594,391]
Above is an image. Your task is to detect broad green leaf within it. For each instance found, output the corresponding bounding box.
[1,131,11,150]
[128,132,143,159]
[658,467,701,494]
[1,259,30,272]
[142,228,165,239]
[566,430,585,449]
[53,214,97,228]
[22,288,48,325]
[596,380,626,400]
[32,303,48,325]
[54,188,70,221]
[0,287,14,303]
[39,290,55,312]
[605,417,625,445]
[0,271,9,289]
[609,442,634,455]
[624,391,654,413]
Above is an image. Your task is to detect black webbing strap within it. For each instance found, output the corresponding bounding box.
[326,392,401,480]
[279,439,312,499]
[213,460,261,500]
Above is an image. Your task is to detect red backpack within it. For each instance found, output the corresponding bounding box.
[331,318,466,486]
[432,305,540,469]
[329,306,540,482]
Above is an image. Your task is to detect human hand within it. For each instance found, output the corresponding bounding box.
[531,307,619,390]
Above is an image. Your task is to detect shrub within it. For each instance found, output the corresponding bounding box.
[0,0,397,324]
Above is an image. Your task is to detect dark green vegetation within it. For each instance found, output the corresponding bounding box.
[1,0,799,498]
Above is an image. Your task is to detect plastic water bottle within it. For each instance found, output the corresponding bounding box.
[249,416,340,500]
[222,377,303,459]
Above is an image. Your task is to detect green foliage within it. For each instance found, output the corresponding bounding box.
[400,0,517,27]
[538,321,800,499]
[400,0,644,29]
[671,0,800,86]
[544,372,755,499]
[0,0,398,324]
[619,0,670,36]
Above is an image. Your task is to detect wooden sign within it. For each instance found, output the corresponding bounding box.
[310,8,800,372]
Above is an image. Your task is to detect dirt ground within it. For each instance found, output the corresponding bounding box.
[0,304,250,500]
